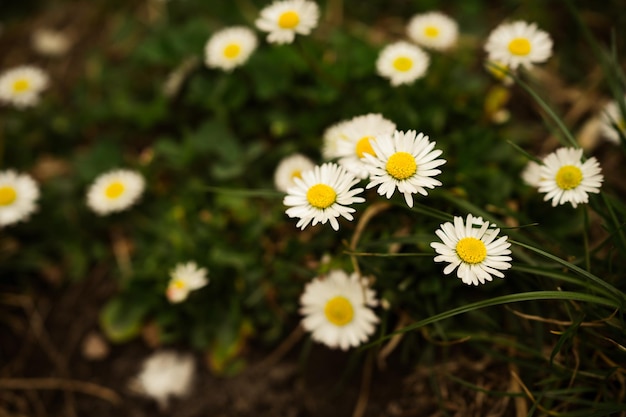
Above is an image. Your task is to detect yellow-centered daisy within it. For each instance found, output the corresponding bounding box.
[431,214,512,286]
[322,119,350,160]
[376,41,430,86]
[484,20,553,70]
[300,270,379,351]
[86,169,145,215]
[166,261,209,303]
[599,98,626,145]
[0,65,49,109]
[0,170,40,227]
[255,0,320,45]
[274,153,315,192]
[362,130,445,208]
[283,162,364,231]
[204,26,257,72]
[537,148,603,208]
[407,11,459,51]
[336,113,396,179]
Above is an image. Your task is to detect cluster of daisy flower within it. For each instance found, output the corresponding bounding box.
[376,11,458,86]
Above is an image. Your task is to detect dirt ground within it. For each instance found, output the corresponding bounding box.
[0,267,521,417]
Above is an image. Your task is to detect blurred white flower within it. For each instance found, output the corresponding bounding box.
[0,170,39,227]
[335,113,397,179]
[300,270,379,350]
[86,169,145,215]
[599,99,626,144]
[322,119,350,160]
[274,153,315,192]
[521,160,544,188]
[166,261,209,303]
[376,41,430,86]
[407,11,459,51]
[484,20,553,70]
[204,26,257,71]
[32,28,72,57]
[255,0,320,44]
[0,66,49,109]
[131,351,195,410]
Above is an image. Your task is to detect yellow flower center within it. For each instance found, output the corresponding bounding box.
[0,186,17,206]
[355,136,376,158]
[456,237,487,264]
[555,165,583,190]
[392,57,413,72]
[386,152,417,180]
[105,181,125,199]
[290,169,302,180]
[324,296,354,326]
[508,38,531,56]
[12,79,30,93]
[223,43,241,59]
[424,26,439,38]
[172,278,186,290]
[306,184,336,209]
[278,10,300,29]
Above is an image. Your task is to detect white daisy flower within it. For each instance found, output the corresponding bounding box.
[362,130,445,208]
[406,11,459,51]
[86,169,145,215]
[300,269,379,351]
[431,214,512,286]
[322,119,350,160]
[376,41,430,86]
[166,261,209,303]
[283,162,365,231]
[131,350,195,410]
[599,99,626,144]
[336,113,397,179]
[521,160,544,187]
[204,26,257,72]
[0,170,40,227]
[274,153,315,192]
[484,20,553,70]
[255,0,320,45]
[537,147,603,208]
[0,66,49,109]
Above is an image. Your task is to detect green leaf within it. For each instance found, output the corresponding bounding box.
[99,296,150,343]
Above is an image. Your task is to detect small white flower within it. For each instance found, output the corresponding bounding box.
[484,20,553,70]
[599,99,626,144]
[538,147,603,208]
[166,261,209,303]
[406,11,459,51]
[431,214,512,286]
[376,41,430,86]
[363,130,445,208]
[86,169,145,215]
[132,350,195,410]
[521,159,544,188]
[0,170,39,227]
[300,270,379,351]
[274,153,315,192]
[32,28,72,57]
[336,113,397,179]
[283,162,364,231]
[255,0,320,45]
[0,66,49,109]
[322,119,350,160]
[204,26,257,71]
